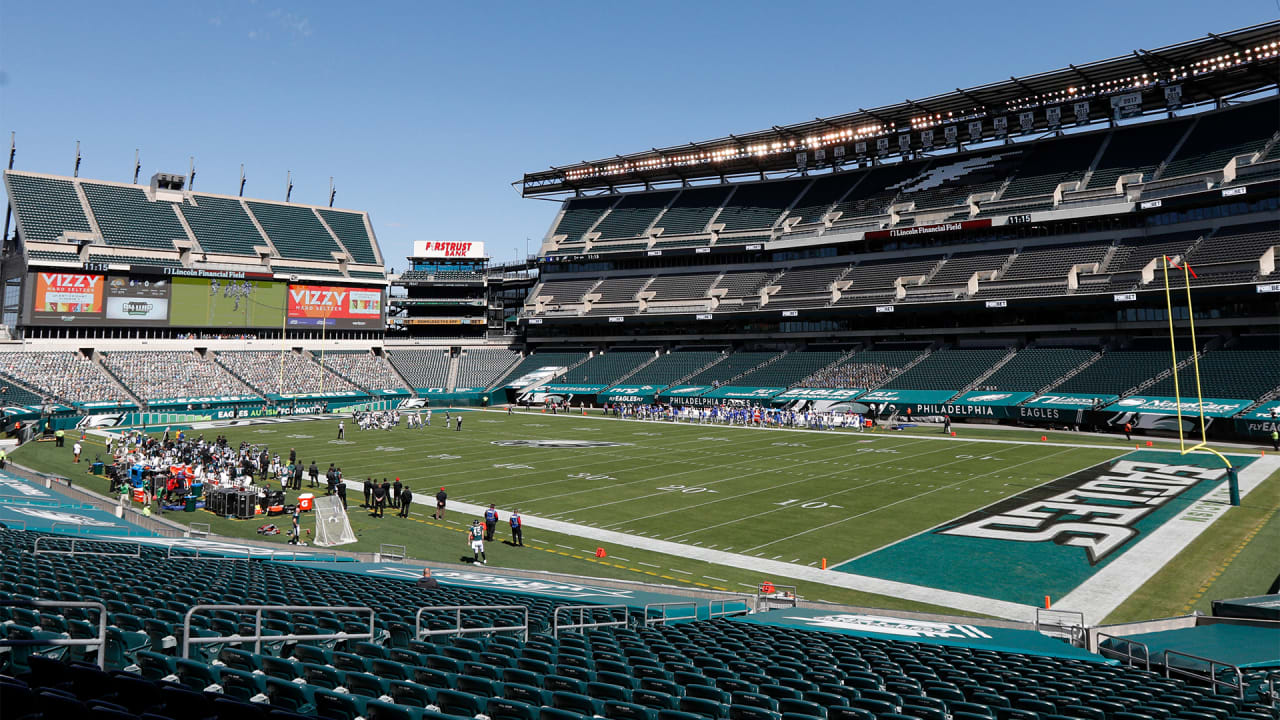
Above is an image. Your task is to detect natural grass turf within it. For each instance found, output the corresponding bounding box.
[17,411,1268,618]
[1102,464,1280,623]
[11,427,976,616]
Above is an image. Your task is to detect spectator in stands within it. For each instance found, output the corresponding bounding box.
[211,351,359,396]
[800,362,900,389]
[416,567,438,590]
[0,352,130,405]
[315,352,407,392]
[99,351,254,401]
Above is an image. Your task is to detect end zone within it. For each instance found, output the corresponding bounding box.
[835,450,1277,623]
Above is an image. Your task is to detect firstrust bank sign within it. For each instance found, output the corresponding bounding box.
[413,241,486,259]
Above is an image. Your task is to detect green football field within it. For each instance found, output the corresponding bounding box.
[12,410,1278,621]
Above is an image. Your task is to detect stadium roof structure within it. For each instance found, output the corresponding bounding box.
[521,22,1280,196]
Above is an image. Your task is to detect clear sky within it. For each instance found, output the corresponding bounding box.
[1,1,1275,267]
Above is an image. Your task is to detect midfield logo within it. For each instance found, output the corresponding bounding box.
[491,440,633,448]
[937,458,1226,564]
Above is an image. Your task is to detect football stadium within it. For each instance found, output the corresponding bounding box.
[1,14,1279,720]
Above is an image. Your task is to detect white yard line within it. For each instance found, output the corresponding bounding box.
[432,495,1037,619]
[743,446,1079,553]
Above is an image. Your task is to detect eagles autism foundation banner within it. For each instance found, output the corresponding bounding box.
[837,450,1255,604]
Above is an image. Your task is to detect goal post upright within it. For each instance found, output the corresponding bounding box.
[1161,255,1238,505]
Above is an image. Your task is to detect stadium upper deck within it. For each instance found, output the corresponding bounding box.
[516,25,1279,342]
[4,170,387,283]
[531,96,1279,262]
[522,23,1279,196]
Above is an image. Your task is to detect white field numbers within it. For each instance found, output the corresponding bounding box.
[568,472,615,481]
[658,484,718,494]
[775,499,844,509]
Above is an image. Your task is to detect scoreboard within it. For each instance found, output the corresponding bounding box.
[21,268,385,331]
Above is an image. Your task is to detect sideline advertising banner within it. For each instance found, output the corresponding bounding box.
[1103,396,1254,418]
[774,388,866,402]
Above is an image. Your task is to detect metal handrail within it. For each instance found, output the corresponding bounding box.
[708,598,751,620]
[268,549,338,562]
[1164,649,1243,699]
[181,604,375,659]
[0,599,108,669]
[188,523,211,538]
[33,536,142,558]
[379,544,407,561]
[643,601,698,626]
[553,604,629,639]
[1035,607,1086,647]
[415,605,529,642]
[50,522,87,536]
[1095,632,1150,670]
[0,519,27,530]
[166,544,252,561]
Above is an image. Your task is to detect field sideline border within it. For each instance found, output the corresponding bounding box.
[84,409,1276,622]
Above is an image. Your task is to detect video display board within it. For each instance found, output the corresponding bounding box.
[22,271,383,332]
[105,276,170,325]
[169,277,286,328]
[286,284,383,329]
[30,272,104,322]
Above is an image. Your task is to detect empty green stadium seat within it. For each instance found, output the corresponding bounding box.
[81,183,186,251]
[247,201,343,261]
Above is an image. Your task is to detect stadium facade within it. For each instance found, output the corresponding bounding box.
[0,24,1276,441]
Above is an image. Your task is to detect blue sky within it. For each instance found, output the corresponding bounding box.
[1,1,1275,267]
